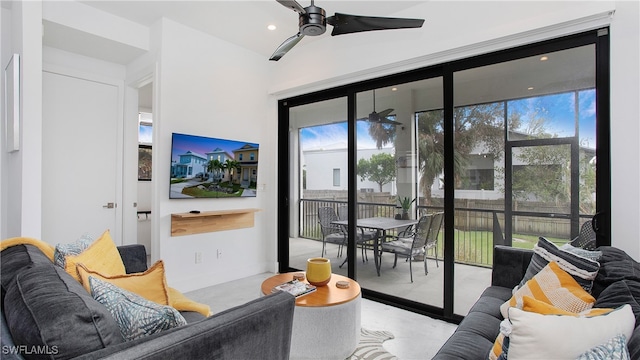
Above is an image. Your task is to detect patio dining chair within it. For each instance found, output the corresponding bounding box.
[318,206,347,258]
[380,214,433,282]
[569,216,597,250]
[424,212,444,270]
[337,206,377,264]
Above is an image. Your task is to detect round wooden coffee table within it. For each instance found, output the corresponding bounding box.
[261,273,361,360]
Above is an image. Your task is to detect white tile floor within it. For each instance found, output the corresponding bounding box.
[185,272,457,360]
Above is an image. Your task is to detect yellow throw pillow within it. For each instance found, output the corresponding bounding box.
[500,261,595,319]
[489,333,506,360]
[64,230,126,282]
[77,260,170,305]
[520,296,614,317]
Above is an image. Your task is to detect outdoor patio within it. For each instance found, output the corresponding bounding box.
[289,237,493,316]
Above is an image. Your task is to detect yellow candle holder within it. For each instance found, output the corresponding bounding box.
[306,257,331,286]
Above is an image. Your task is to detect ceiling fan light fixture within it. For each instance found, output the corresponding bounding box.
[270,0,425,61]
[299,5,326,36]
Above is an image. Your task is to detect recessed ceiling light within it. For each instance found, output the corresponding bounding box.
[540,56,549,61]
[391,87,398,91]
[267,25,277,31]
[528,87,534,90]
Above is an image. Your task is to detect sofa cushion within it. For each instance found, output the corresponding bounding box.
[0,309,22,360]
[3,264,123,359]
[89,276,187,341]
[507,304,634,360]
[435,329,496,360]
[595,280,640,322]
[594,279,640,358]
[63,230,126,282]
[1,244,52,299]
[628,327,640,360]
[77,260,170,305]
[468,286,512,319]
[592,246,640,298]
[520,237,600,293]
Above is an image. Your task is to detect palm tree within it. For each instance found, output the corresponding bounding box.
[224,159,241,182]
[366,103,506,205]
[367,122,396,149]
[207,159,224,182]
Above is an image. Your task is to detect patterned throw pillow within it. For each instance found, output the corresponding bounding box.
[53,234,93,268]
[501,261,596,319]
[89,276,187,341]
[520,237,600,292]
[576,334,630,360]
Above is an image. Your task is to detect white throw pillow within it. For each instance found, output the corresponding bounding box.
[507,304,634,360]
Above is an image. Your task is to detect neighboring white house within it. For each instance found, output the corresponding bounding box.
[304,135,596,201]
[303,147,396,193]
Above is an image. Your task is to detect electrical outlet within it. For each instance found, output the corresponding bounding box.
[217,249,222,259]
[195,252,202,264]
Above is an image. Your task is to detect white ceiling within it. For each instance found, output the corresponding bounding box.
[51,1,425,63]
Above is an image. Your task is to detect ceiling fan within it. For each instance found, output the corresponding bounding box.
[362,89,402,126]
[270,0,425,61]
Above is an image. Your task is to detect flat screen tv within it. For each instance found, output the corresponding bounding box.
[170,132,259,199]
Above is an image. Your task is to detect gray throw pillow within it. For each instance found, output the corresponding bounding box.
[3,265,123,359]
[519,237,600,293]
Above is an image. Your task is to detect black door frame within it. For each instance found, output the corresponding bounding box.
[277,28,610,323]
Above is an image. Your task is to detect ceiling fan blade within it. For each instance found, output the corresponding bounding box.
[378,117,403,126]
[327,13,424,36]
[275,0,306,14]
[377,108,394,118]
[269,33,305,61]
[368,111,401,126]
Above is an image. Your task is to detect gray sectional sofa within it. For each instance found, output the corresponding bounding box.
[433,245,640,359]
[1,243,295,360]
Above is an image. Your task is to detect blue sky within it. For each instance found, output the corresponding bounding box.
[300,90,596,151]
[508,89,596,147]
[300,121,382,151]
[170,133,259,163]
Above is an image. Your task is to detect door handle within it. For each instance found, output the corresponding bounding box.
[103,203,116,209]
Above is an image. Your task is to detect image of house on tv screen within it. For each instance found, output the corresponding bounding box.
[170,133,259,198]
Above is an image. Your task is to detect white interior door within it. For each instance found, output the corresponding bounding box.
[42,71,121,244]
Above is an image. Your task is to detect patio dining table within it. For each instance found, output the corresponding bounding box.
[332,217,419,276]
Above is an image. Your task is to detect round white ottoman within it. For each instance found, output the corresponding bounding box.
[261,273,362,360]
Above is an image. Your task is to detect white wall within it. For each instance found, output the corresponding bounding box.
[270,1,640,259]
[154,19,276,291]
[1,1,43,239]
[608,0,640,260]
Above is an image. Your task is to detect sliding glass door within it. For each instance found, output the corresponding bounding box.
[277,29,609,322]
[355,79,445,309]
[451,44,598,315]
